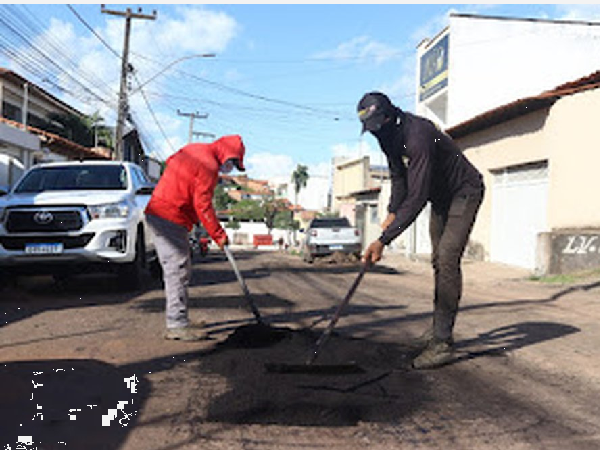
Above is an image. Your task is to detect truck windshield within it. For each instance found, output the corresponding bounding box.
[14,165,128,193]
[311,218,351,228]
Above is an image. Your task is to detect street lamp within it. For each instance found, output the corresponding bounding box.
[131,53,216,94]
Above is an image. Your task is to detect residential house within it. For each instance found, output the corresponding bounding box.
[404,13,600,261]
[0,69,110,186]
[331,155,390,225]
[448,70,600,275]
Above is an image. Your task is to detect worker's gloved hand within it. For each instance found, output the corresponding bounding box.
[381,213,396,230]
[362,240,384,265]
[216,235,229,250]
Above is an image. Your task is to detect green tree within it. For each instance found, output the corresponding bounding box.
[230,199,264,222]
[262,196,289,235]
[291,164,309,208]
[290,164,309,244]
[43,111,114,149]
[214,184,237,211]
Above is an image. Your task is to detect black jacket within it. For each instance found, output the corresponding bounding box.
[376,109,484,245]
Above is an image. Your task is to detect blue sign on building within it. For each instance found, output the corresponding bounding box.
[419,34,449,101]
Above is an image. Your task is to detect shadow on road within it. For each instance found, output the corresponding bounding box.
[0,273,157,330]
[0,317,581,448]
[0,359,150,450]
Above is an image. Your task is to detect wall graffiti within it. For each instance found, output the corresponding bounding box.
[562,235,600,255]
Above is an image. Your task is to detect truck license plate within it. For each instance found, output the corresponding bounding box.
[25,243,64,255]
[329,245,343,250]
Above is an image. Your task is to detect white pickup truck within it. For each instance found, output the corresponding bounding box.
[301,217,362,263]
[0,160,159,289]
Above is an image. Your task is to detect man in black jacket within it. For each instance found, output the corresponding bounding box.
[358,92,485,369]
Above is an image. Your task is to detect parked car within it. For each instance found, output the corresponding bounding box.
[0,160,159,288]
[301,217,362,263]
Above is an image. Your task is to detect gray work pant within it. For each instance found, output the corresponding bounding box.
[146,214,192,329]
[430,191,484,343]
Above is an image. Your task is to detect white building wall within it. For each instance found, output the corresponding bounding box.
[0,122,41,186]
[446,15,600,127]
[297,175,329,211]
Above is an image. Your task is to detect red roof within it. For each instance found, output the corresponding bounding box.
[0,116,110,160]
[447,70,600,139]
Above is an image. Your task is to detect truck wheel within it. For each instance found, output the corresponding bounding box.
[149,257,163,280]
[118,231,144,290]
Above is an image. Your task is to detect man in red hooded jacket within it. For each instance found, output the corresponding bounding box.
[145,135,246,341]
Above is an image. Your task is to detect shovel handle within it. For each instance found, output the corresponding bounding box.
[306,260,370,365]
[224,245,264,323]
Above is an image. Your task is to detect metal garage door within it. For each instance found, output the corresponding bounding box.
[491,161,549,269]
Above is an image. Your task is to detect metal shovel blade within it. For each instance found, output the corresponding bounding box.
[224,245,264,324]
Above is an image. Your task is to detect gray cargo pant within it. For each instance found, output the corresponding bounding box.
[146,214,192,329]
[430,191,484,344]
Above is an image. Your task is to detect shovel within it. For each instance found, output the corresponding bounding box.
[265,260,370,375]
[224,245,264,324]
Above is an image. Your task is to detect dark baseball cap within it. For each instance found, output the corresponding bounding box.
[357,92,395,133]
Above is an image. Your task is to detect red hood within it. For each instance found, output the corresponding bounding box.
[214,135,246,170]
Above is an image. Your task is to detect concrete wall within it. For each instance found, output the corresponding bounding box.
[376,180,407,254]
[545,89,600,230]
[297,175,330,211]
[458,108,551,261]
[0,122,40,186]
[538,230,600,275]
[332,156,368,212]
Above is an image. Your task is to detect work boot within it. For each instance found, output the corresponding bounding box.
[408,326,434,351]
[412,340,455,370]
[164,322,208,341]
[408,326,455,351]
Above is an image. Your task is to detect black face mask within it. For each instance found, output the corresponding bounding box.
[372,109,405,159]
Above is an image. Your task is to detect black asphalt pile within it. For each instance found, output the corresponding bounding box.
[219,323,291,348]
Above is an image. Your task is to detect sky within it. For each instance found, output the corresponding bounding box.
[2,3,600,184]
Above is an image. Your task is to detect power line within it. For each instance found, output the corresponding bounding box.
[66,4,120,59]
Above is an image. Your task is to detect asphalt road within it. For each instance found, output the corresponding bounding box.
[1,249,600,449]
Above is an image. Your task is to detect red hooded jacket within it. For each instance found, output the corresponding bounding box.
[145,135,246,244]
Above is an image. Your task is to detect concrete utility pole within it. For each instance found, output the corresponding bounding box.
[101,5,156,161]
[177,110,209,144]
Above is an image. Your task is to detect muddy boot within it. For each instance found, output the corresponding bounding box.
[412,340,455,370]
[164,322,208,341]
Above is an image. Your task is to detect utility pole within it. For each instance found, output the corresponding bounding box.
[101,5,156,161]
[177,110,208,144]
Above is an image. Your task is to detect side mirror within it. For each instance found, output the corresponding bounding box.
[0,186,9,197]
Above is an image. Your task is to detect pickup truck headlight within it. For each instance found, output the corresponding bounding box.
[88,201,130,220]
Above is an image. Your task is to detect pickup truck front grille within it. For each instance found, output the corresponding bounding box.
[0,233,95,250]
[6,208,84,232]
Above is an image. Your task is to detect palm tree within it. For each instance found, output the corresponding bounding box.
[291,164,309,208]
[291,164,309,245]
